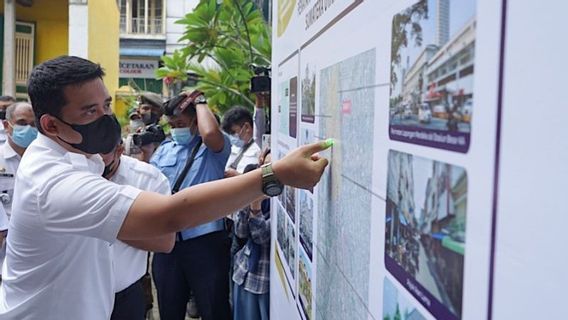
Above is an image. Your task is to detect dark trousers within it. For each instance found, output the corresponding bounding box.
[111,277,146,320]
[152,230,231,320]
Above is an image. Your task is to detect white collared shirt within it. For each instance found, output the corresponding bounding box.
[0,134,141,319]
[225,141,261,174]
[0,142,21,276]
[110,155,170,293]
[0,141,22,219]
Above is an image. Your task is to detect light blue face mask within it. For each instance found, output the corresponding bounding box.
[170,127,194,145]
[11,124,38,148]
[229,134,245,148]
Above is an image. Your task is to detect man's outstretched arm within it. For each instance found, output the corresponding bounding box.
[118,141,330,240]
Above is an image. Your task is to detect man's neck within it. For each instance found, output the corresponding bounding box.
[8,137,25,157]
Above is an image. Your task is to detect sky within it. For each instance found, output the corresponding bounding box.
[392,0,477,96]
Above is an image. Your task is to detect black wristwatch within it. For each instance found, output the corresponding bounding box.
[261,163,283,197]
[194,95,207,105]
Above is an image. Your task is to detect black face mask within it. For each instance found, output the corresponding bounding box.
[57,114,122,154]
[0,110,6,120]
[141,112,159,125]
[102,158,119,178]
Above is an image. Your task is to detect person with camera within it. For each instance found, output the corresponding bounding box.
[124,92,166,162]
[0,56,329,319]
[150,90,232,320]
[222,106,261,178]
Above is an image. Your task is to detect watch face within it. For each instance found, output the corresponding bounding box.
[195,95,206,104]
[265,183,283,197]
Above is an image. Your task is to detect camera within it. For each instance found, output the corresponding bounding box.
[132,124,166,147]
[250,65,271,93]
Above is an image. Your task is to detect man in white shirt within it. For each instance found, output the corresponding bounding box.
[101,141,173,320]
[0,102,38,278]
[0,56,329,319]
[0,96,16,145]
[222,106,262,178]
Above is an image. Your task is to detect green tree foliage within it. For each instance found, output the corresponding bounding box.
[156,0,271,113]
[390,0,428,89]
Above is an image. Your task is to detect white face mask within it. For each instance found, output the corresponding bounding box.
[129,119,145,133]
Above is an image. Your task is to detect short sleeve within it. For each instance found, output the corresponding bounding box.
[211,134,231,165]
[37,170,142,243]
[0,205,8,231]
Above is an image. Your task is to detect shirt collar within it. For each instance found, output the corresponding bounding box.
[2,140,20,161]
[35,133,105,174]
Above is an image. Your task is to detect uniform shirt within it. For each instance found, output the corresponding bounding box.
[151,134,230,240]
[0,134,141,319]
[0,122,6,146]
[110,155,170,293]
[225,141,261,174]
[0,142,19,276]
[0,141,21,218]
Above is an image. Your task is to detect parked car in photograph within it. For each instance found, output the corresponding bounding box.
[418,103,432,123]
[462,99,473,122]
[432,104,448,119]
[403,105,413,119]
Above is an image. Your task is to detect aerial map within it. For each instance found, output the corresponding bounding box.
[315,48,376,319]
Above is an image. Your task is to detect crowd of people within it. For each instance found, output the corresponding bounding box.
[0,56,330,320]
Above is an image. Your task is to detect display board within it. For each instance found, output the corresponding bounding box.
[270,1,567,319]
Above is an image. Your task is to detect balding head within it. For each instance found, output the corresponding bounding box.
[6,102,33,122]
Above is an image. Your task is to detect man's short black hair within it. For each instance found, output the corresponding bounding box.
[221,106,253,134]
[27,55,105,133]
[163,94,197,118]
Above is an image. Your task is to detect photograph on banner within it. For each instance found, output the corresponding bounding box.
[276,204,297,296]
[315,48,376,318]
[278,77,298,138]
[285,186,297,223]
[277,203,297,283]
[298,248,314,320]
[383,277,427,320]
[385,150,467,320]
[299,190,314,260]
[300,128,316,145]
[388,0,476,153]
[301,64,316,123]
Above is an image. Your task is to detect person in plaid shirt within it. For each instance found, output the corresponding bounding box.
[232,150,272,320]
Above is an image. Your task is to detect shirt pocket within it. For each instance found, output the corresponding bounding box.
[160,153,178,168]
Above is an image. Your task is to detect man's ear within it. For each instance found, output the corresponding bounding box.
[3,120,11,136]
[39,114,59,137]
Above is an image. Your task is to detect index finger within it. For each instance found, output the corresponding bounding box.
[302,139,334,156]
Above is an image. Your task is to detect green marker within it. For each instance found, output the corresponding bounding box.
[323,138,335,149]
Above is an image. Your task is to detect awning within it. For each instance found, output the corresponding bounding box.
[120,48,164,58]
[431,232,446,240]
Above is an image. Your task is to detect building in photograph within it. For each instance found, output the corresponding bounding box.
[424,18,476,114]
[418,162,466,315]
[386,152,416,258]
[401,44,438,112]
[0,0,119,104]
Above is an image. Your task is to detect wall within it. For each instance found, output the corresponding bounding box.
[0,0,68,64]
[88,0,121,114]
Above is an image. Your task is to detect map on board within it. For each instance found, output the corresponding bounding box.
[315,48,376,319]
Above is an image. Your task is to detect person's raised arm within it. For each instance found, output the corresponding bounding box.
[196,101,225,152]
[118,141,330,240]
